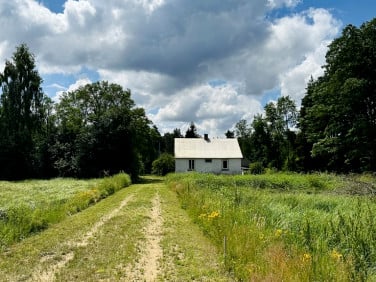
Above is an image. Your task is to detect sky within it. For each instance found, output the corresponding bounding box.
[0,0,375,137]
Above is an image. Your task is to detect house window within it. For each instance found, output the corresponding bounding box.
[205,159,212,163]
[188,159,195,170]
[222,160,229,170]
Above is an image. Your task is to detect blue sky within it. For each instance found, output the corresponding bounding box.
[1,0,375,136]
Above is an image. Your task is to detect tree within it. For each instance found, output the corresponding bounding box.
[161,128,183,155]
[299,19,376,172]
[52,81,154,180]
[185,122,200,138]
[235,119,252,160]
[0,44,50,179]
[225,130,235,138]
[264,96,298,170]
[152,153,175,176]
[249,114,271,166]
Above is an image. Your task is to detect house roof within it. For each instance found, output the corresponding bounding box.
[174,138,243,159]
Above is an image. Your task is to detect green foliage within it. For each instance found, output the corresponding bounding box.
[168,173,376,280]
[185,122,200,138]
[0,173,131,249]
[249,161,265,174]
[0,44,51,179]
[235,96,298,171]
[152,153,175,176]
[160,128,183,155]
[299,19,376,172]
[51,81,157,179]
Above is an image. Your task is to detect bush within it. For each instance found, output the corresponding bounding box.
[249,162,265,174]
[152,153,175,176]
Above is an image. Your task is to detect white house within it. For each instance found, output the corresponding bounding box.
[174,135,243,174]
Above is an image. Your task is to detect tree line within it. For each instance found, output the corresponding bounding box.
[235,18,376,173]
[0,44,160,181]
[0,18,375,180]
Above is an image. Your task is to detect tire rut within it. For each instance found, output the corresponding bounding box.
[31,194,134,281]
[124,193,163,281]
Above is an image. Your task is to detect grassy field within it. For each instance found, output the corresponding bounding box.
[0,173,131,249]
[2,172,376,281]
[167,172,376,281]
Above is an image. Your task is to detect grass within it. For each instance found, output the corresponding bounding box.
[0,179,136,281]
[0,173,131,249]
[157,179,231,281]
[167,172,376,281]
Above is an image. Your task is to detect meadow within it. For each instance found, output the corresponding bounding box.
[167,172,376,281]
[0,173,131,250]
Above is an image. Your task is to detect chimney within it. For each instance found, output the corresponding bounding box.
[204,134,209,141]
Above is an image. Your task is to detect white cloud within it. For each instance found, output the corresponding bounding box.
[153,84,262,137]
[273,9,341,102]
[267,0,301,9]
[0,0,342,135]
[52,77,92,102]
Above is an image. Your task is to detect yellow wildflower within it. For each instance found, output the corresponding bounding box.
[302,253,312,262]
[274,229,283,237]
[208,211,220,219]
[330,249,343,261]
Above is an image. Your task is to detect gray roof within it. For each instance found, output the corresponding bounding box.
[174,138,243,159]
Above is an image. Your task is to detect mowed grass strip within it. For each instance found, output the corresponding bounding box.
[55,183,155,281]
[0,178,98,208]
[0,183,138,281]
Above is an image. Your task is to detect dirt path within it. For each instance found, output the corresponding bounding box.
[125,193,163,281]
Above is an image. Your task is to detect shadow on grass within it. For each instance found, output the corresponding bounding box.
[137,175,164,184]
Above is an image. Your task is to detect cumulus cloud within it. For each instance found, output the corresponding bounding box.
[52,77,92,102]
[270,8,341,102]
[153,84,262,136]
[0,0,342,136]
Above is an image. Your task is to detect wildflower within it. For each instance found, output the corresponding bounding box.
[302,253,312,262]
[330,249,343,261]
[274,229,283,237]
[208,211,220,219]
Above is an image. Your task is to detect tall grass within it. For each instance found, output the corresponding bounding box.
[0,173,131,249]
[167,172,376,281]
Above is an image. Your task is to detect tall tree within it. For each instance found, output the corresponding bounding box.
[235,119,252,160]
[185,122,200,138]
[0,44,49,179]
[299,19,376,172]
[161,128,183,155]
[264,96,298,170]
[249,114,271,166]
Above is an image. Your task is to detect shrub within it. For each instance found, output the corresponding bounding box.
[249,162,265,174]
[152,153,175,176]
